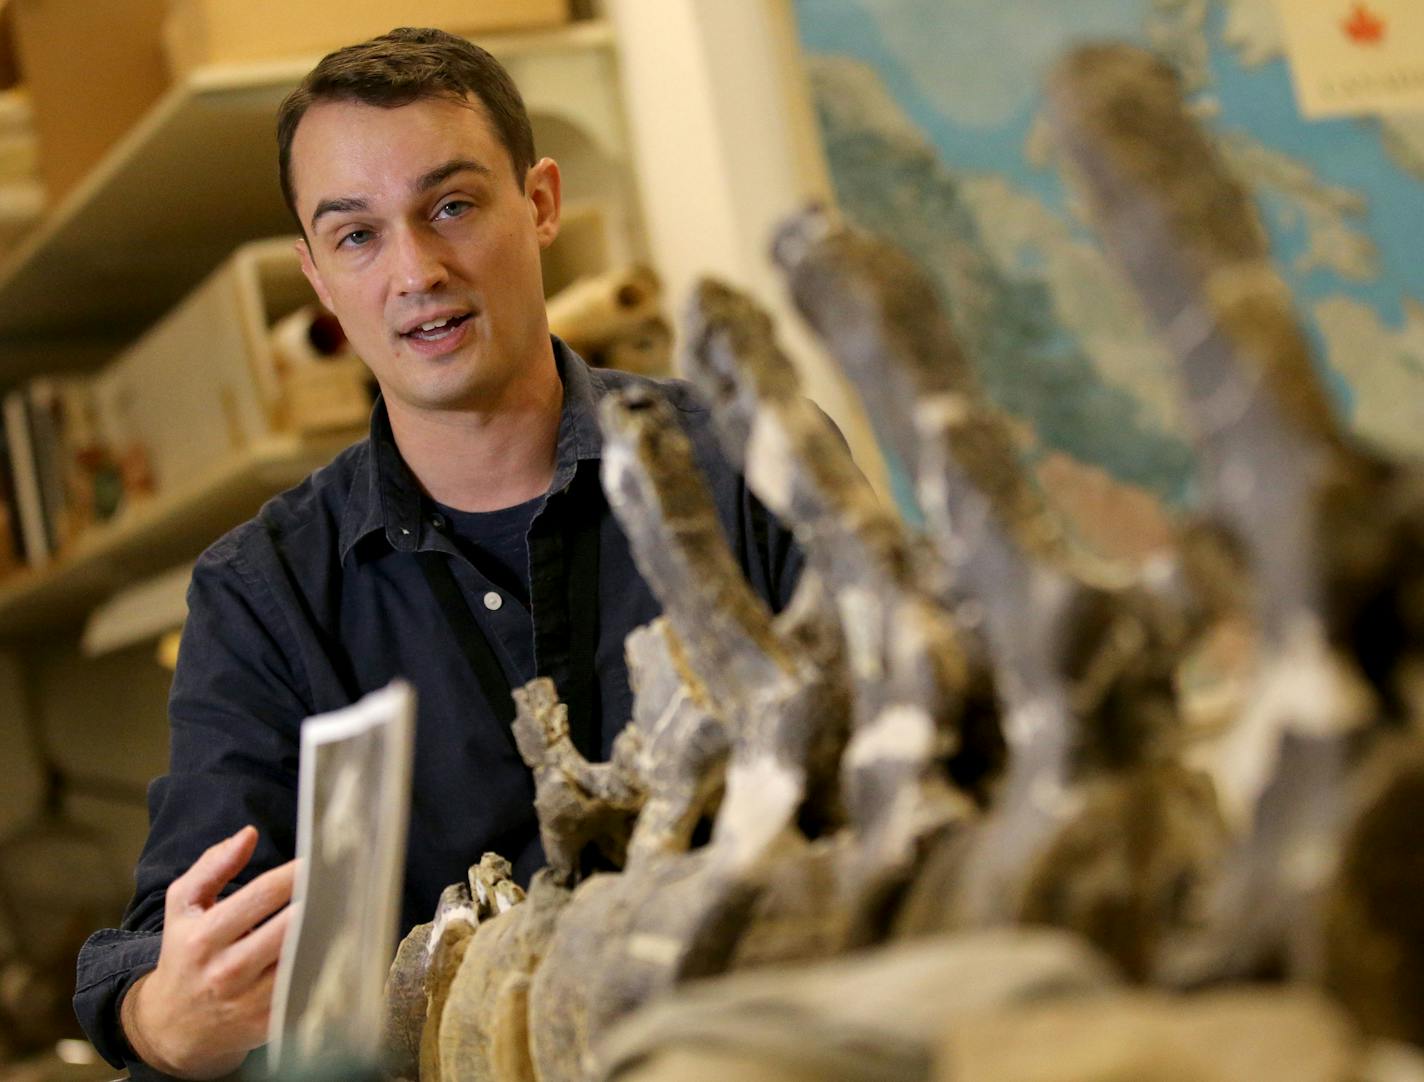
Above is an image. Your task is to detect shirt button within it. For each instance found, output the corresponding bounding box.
[483,591,503,611]
[430,513,446,530]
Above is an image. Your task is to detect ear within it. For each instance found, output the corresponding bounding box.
[525,156,561,250]
[296,236,338,314]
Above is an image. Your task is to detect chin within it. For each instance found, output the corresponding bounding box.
[413,371,509,412]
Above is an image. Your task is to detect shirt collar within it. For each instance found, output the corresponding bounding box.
[338,337,605,564]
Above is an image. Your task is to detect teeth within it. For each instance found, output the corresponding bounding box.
[420,317,451,331]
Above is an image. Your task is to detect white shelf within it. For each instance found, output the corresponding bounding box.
[0,19,620,374]
[0,430,361,637]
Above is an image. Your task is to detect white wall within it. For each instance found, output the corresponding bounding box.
[608,0,892,498]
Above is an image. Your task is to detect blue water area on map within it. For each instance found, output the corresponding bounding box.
[793,0,1424,518]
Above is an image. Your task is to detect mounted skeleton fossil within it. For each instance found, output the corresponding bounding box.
[377,39,1424,1082]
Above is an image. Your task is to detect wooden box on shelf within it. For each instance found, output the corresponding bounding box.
[163,0,572,79]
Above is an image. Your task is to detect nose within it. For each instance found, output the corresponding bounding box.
[390,225,449,296]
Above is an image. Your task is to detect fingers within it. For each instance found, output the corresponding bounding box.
[234,964,280,1045]
[218,905,296,992]
[209,962,280,1055]
[206,859,297,946]
[134,832,295,1079]
[167,826,259,914]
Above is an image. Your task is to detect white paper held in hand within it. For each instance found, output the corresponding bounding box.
[267,679,417,1073]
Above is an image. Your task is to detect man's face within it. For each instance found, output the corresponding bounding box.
[290,95,560,417]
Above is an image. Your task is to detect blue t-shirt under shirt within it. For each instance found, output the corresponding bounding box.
[429,492,542,686]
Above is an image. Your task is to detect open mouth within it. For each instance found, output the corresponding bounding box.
[401,313,473,342]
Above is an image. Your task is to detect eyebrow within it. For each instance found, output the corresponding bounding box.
[309,196,368,233]
[308,158,495,233]
[416,157,494,193]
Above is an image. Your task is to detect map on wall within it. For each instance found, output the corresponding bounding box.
[792,0,1424,562]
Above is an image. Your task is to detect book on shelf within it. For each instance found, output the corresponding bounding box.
[0,407,24,574]
[3,387,49,570]
[0,374,126,576]
[49,375,119,536]
[28,378,68,554]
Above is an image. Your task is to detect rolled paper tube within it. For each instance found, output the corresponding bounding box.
[547,265,662,356]
[270,304,351,372]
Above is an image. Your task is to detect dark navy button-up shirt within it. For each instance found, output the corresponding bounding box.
[73,341,804,1076]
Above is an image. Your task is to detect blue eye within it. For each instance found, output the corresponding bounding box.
[435,200,471,220]
[338,229,372,249]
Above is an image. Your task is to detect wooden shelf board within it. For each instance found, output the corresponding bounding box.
[0,19,615,375]
[0,429,360,638]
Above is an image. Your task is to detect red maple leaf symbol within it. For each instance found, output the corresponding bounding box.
[1342,3,1387,44]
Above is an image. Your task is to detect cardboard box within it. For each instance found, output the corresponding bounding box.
[9,0,169,202]
[164,0,571,79]
[90,237,321,497]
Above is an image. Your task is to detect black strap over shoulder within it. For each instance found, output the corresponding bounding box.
[416,471,602,761]
[563,468,602,760]
[417,549,519,750]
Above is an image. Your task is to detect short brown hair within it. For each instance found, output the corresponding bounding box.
[276,27,535,226]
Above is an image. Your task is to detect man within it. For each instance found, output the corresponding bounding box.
[74,27,803,1080]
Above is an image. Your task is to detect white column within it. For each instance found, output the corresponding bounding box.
[608,0,892,499]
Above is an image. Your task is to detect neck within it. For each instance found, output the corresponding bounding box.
[385,361,564,513]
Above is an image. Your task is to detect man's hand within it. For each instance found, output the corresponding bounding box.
[121,826,297,1079]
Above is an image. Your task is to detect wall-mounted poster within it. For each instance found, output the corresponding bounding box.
[793,0,1424,563]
